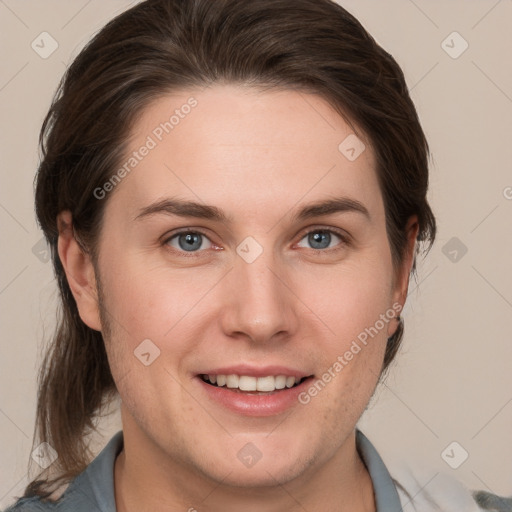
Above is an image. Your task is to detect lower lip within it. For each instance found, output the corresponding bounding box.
[196,376,313,417]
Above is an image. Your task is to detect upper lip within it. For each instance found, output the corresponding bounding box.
[196,365,311,380]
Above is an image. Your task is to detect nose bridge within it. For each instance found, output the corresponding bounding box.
[221,240,296,343]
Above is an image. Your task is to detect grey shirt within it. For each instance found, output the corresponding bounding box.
[2,429,481,511]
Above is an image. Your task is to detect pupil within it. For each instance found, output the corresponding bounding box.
[310,231,330,249]
[179,233,201,251]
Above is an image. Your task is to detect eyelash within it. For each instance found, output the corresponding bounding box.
[162,227,351,257]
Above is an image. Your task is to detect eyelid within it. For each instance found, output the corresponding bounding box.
[162,227,212,242]
[294,225,351,250]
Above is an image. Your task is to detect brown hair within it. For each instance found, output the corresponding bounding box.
[25,0,435,500]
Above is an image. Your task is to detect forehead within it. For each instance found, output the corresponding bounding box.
[106,85,382,223]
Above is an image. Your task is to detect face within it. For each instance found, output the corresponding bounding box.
[81,85,412,487]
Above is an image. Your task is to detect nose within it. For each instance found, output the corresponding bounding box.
[219,246,299,345]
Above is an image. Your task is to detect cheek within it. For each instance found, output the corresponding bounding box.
[97,261,198,433]
[297,256,394,345]
[99,253,202,342]
[293,250,394,408]
[96,252,220,402]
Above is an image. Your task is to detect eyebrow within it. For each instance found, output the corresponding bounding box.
[295,196,370,222]
[134,196,370,223]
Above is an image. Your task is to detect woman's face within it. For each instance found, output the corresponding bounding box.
[88,85,414,487]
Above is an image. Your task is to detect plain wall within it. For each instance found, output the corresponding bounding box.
[1,0,511,508]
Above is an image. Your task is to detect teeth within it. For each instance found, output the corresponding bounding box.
[202,374,303,392]
[226,374,239,388]
[239,376,257,391]
[274,375,287,389]
[256,376,275,392]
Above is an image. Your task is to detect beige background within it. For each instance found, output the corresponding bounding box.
[1,0,511,508]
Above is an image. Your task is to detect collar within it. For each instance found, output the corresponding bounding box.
[356,429,402,510]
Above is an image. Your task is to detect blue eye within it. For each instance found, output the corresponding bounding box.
[166,231,212,252]
[297,229,346,250]
[164,227,348,256]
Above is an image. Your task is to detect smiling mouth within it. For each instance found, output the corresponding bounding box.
[199,374,311,393]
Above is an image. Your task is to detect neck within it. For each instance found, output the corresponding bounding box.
[114,417,375,512]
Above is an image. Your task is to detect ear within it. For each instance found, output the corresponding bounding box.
[387,215,420,338]
[57,211,102,331]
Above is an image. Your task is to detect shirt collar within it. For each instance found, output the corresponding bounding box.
[356,429,403,510]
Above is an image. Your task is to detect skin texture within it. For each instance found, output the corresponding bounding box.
[58,85,418,512]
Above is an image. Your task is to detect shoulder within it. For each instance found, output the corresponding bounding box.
[2,482,101,512]
[389,460,511,512]
[2,430,124,512]
[355,429,510,512]
[2,496,50,511]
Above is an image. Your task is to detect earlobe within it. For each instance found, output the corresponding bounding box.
[388,215,420,338]
[57,211,102,331]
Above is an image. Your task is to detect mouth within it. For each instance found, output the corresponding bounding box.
[199,374,310,394]
[196,370,314,416]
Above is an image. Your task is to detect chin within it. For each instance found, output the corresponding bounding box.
[192,438,314,489]
[206,460,308,489]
